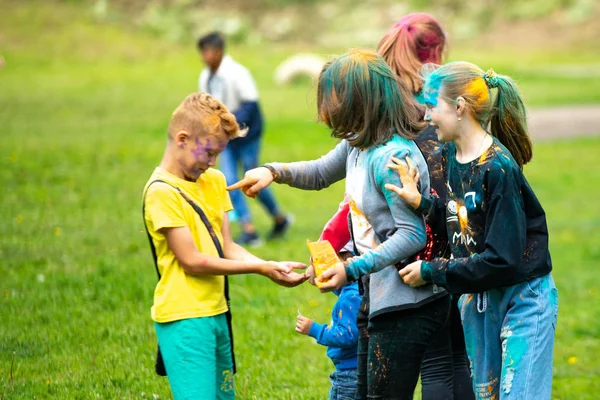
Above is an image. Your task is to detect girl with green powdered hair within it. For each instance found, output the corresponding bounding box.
[309,14,474,399]
[229,49,450,399]
[388,62,557,399]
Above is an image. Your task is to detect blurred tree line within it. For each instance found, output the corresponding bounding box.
[67,0,597,46]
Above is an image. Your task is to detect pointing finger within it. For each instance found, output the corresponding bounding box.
[226,178,252,191]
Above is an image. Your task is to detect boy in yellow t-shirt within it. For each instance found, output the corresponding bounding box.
[143,93,307,399]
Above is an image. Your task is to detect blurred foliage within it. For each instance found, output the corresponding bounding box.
[76,0,600,46]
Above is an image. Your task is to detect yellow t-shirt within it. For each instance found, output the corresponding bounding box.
[143,167,233,323]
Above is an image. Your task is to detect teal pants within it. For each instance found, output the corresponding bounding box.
[155,314,235,400]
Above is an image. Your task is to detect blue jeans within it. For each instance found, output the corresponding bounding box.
[329,368,357,400]
[155,315,234,400]
[219,139,281,225]
[458,274,558,400]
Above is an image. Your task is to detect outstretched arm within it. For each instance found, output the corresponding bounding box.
[220,213,307,287]
[227,140,349,197]
[164,226,292,277]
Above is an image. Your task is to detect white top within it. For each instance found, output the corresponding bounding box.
[198,55,259,113]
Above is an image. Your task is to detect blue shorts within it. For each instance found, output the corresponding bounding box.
[155,314,234,399]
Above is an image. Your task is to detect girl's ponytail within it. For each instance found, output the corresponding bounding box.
[485,69,532,167]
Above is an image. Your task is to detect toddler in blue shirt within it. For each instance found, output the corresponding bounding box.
[296,275,360,400]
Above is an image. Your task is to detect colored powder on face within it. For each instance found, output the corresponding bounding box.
[191,137,207,161]
[422,78,442,106]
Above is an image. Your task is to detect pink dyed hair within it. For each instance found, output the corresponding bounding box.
[377,13,446,94]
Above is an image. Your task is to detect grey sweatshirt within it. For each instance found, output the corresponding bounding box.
[267,136,445,317]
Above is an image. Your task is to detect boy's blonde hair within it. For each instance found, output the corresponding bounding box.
[168,92,247,140]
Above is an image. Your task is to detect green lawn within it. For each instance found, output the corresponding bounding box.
[1,1,599,399]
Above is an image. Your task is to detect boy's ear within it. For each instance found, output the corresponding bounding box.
[175,130,189,148]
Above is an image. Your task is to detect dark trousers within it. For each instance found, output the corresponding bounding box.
[356,295,474,400]
[356,296,451,400]
[420,295,474,400]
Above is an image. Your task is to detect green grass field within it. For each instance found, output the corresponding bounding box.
[1,1,600,399]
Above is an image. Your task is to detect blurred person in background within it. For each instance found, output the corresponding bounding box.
[197,31,291,247]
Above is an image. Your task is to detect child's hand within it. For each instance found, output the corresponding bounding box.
[305,264,317,286]
[385,156,421,209]
[264,261,308,288]
[399,260,426,287]
[307,252,347,287]
[276,271,309,288]
[226,167,274,198]
[316,262,347,292]
[296,314,313,335]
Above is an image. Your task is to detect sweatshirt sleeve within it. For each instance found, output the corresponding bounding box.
[308,290,361,348]
[266,141,348,191]
[233,101,258,127]
[345,147,427,280]
[421,167,527,293]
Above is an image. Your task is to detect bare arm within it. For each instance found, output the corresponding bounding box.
[164,213,307,287]
[163,226,276,276]
[220,213,308,287]
[221,213,264,262]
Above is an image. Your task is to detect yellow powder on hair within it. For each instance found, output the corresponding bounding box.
[466,78,489,103]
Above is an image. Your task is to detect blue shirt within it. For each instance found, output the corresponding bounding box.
[308,282,361,370]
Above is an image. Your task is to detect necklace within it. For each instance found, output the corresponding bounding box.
[457,132,490,163]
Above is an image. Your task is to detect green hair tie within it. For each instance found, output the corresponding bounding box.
[483,68,500,89]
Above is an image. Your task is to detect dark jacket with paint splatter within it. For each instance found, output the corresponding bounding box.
[308,282,361,370]
[419,138,552,294]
